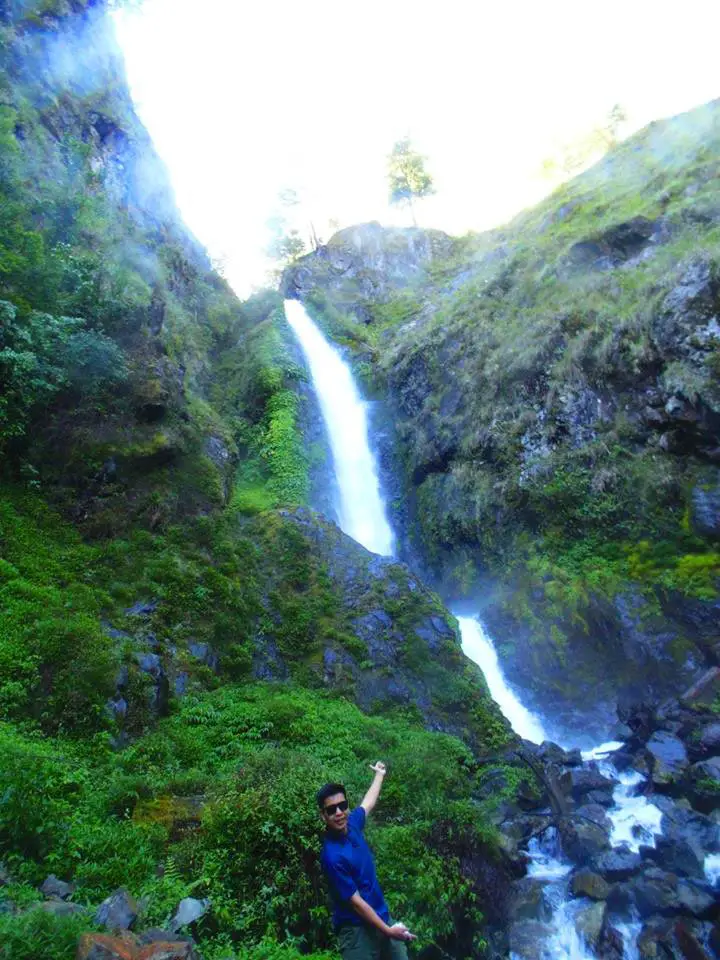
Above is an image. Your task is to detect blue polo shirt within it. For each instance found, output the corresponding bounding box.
[320,806,390,929]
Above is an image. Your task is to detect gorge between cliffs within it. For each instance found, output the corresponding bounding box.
[1,3,720,960]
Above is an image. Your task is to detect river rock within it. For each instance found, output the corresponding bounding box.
[565,819,611,865]
[507,920,554,960]
[570,868,611,900]
[625,867,679,917]
[507,878,553,922]
[537,741,582,766]
[40,874,74,899]
[646,731,689,785]
[573,900,606,948]
[95,889,138,931]
[644,835,706,879]
[676,878,716,917]
[593,848,643,881]
[560,765,617,801]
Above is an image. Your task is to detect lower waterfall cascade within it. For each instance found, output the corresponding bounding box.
[284,299,720,958]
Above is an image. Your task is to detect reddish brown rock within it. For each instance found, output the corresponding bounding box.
[77,933,138,960]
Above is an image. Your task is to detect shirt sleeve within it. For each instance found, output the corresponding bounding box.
[349,806,366,832]
[325,854,358,902]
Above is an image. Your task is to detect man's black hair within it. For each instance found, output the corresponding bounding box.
[317,782,346,809]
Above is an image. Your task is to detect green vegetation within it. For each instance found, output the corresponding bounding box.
[0,682,511,959]
[388,138,435,226]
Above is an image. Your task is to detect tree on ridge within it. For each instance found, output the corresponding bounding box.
[387,137,435,226]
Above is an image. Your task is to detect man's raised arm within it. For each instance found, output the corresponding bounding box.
[360,760,386,815]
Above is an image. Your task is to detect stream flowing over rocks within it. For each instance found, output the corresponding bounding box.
[284,299,720,959]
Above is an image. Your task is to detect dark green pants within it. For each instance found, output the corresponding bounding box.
[337,923,409,960]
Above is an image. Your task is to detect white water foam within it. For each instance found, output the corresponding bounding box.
[284,299,394,556]
[456,615,547,743]
[705,852,720,887]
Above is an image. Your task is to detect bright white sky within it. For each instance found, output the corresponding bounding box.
[112,0,720,297]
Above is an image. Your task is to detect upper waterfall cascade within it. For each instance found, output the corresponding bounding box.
[284,300,394,557]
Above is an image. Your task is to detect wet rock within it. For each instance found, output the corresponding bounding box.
[594,848,643,881]
[95,889,138,931]
[626,867,679,917]
[637,917,678,959]
[40,874,73,899]
[564,819,611,864]
[508,878,553,922]
[646,731,689,785]
[576,803,612,830]
[169,896,209,932]
[585,790,617,808]
[507,920,554,960]
[645,835,706,879]
[560,764,617,801]
[573,900,606,948]
[570,868,611,900]
[538,741,583,766]
[596,922,625,960]
[676,879,716,917]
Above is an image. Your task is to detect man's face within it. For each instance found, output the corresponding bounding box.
[321,792,349,833]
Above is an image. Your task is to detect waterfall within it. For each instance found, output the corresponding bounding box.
[285,299,686,960]
[457,616,547,743]
[284,300,394,557]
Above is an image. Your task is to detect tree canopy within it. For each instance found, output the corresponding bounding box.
[387,138,435,225]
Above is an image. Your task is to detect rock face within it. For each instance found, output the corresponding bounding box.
[282,222,454,322]
[263,508,511,746]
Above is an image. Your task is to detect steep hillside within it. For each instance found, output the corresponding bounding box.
[285,101,720,731]
[0,4,518,959]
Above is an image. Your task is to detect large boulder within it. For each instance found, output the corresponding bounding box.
[646,731,689,786]
[570,869,611,900]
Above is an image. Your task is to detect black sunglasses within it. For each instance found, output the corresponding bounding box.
[323,799,349,816]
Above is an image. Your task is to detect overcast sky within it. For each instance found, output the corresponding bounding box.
[113,0,720,296]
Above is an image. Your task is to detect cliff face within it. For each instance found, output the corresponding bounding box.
[285,100,720,732]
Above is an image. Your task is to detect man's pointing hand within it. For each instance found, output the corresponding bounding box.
[369,761,387,776]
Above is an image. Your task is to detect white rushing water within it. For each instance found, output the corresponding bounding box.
[284,299,394,556]
[457,616,547,743]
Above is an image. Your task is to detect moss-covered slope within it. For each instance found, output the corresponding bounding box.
[0,5,519,957]
[285,100,720,730]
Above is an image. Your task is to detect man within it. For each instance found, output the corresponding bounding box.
[318,761,416,959]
